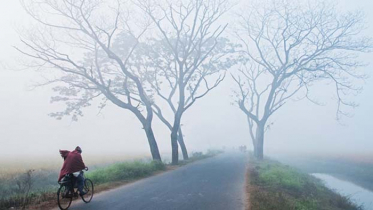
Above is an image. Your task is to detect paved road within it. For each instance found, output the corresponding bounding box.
[66,152,248,210]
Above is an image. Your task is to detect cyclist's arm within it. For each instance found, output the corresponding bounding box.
[59,150,69,160]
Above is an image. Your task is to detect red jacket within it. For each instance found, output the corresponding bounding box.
[58,150,86,182]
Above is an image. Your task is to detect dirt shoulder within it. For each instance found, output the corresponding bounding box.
[245,165,251,210]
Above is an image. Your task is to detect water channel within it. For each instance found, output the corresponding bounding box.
[312,173,373,210]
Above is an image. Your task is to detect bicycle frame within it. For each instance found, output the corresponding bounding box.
[59,172,85,197]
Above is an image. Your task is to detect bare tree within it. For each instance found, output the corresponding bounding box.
[232,0,372,160]
[115,36,191,161]
[137,0,236,164]
[17,0,162,161]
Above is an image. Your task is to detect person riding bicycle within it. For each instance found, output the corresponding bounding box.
[58,146,88,196]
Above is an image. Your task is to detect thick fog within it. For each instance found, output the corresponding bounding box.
[0,0,372,162]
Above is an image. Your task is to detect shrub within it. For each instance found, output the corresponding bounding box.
[191,152,203,158]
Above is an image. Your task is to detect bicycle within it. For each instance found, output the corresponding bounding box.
[57,168,94,210]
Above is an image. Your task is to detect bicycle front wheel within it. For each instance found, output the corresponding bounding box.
[57,185,72,210]
[81,178,94,203]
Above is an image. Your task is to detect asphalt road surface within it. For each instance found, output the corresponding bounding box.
[66,152,248,210]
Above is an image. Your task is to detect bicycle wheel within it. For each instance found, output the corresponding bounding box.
[57,185,72,210]
[81,179,94,203]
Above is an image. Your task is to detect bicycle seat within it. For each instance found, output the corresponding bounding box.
[59,174,74,184]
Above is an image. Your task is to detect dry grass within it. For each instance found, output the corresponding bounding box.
[0,153,149,177]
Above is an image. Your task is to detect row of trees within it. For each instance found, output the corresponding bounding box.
[18,0,371,163]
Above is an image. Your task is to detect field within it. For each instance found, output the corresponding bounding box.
[0,151,217,210]
[247,157,361,210]
[273,153,373,192]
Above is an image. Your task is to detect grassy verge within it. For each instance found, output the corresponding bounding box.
[86,161,166,185]
[275,155,373,192]
[247,157,361,210]
[0,150,220,210]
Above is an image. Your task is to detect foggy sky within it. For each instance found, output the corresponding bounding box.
[0,0,372,161]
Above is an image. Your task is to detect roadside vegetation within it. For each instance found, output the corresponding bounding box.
[247,157,361,210]
[274,154,373,192]
[0,151,219,210]
[86,161,166,185]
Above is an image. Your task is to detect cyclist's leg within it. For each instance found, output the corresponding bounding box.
[65,175,74,197]
[76,172,85,195]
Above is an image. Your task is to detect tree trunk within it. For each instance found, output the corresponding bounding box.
[178,128,189,160]
[171,111,182,165]
[171,126,179,165]
[252,138,257,158]
[254,123,265,160]
[144,124,162,161]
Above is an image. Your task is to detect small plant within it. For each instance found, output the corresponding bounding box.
[13,169,35,209]
[191,152,203,158]
[206,149,223,156]
[150,160,166,171]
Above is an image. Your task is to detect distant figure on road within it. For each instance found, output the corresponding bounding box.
[58,146,87,196]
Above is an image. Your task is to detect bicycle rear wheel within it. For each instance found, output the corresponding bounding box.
[57,185,72,210]
[81,178,94,203]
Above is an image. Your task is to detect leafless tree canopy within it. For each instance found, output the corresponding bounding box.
[232,0,372,159]
[17,0,162,160]
[135,0,236,164]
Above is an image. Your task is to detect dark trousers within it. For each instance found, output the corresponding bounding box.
[75,172,85,194]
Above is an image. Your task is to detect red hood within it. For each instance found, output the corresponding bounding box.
[58,150,86,182]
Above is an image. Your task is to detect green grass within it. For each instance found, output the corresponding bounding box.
[276,155,373,192]
[86,160,166,184]
[258,163,306,190]
[248,157,361,210]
